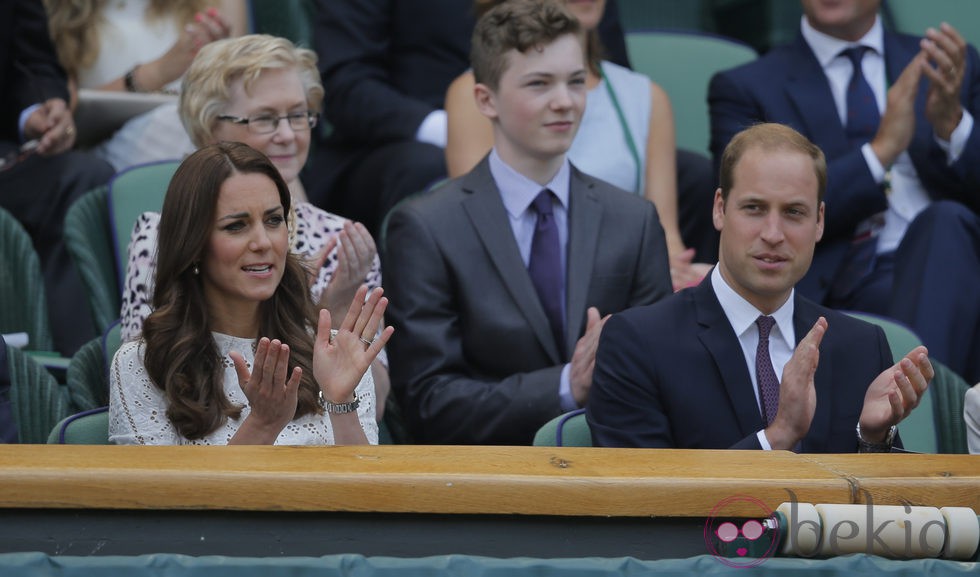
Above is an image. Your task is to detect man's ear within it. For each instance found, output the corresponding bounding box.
[474,82,498,121]
[815,201,825,242]
[711,188,725,232]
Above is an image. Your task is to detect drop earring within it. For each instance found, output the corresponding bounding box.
[192,262,200,275]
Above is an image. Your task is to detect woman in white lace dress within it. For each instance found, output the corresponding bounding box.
[120,35,389,419]
[109,142,392,445]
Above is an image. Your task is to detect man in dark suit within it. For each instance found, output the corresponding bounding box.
[308,0,661,237]
[1,0,114,355]
[708,0,980,384]
[588,123,933,452]
[384,0,672,445]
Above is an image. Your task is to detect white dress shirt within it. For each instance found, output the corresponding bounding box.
[710,267,796,450]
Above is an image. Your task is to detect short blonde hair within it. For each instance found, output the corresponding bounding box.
[179,34,324,148]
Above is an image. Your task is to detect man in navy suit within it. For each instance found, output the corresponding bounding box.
[708,0,980,384]
[588,123,933,452]
[385,0,671,445]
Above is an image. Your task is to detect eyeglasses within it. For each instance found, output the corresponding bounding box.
[216,111,319,134]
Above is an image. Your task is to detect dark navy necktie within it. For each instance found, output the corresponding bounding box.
[842,46,880,147]
[755,315,779,427]
[529,190,565,356]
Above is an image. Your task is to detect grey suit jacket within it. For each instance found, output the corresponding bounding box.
[385,158,672,444]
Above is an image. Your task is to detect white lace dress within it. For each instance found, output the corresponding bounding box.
[108,333,378,445]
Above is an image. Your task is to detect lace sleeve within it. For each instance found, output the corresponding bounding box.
[108,340,183,445]
[354,367,379,444]
[120,212,161,343]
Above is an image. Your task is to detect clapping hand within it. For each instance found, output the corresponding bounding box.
[229,338,303,442]
[859,346,933,442]
[317,221,378,327]
[313,286,393,404]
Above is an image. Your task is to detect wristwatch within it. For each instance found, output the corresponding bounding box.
[320,391,360,414]
[856,422,897,453]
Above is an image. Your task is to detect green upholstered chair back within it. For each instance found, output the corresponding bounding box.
[107,160,180,289]
[64,185,118,335]
[250,0,316,48]
[47,406,109,445]
[0,207,54,352]
[928,360,971,454]
[65,321,122,414]
[7,345,71,443]
[624,30,756,156]
[885,0,980,51]
[533,409,593,447]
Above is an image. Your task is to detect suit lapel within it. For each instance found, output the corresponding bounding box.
[792,296,833,453]
[784,36,852,157]
[693,279,766,436]
[564,167,601,356]
[462,160,562,362]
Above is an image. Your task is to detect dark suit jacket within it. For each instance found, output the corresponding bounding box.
[708,30,980,302]
[0,0,69,145]
[587,277,894,452]
[385,158,672,445]
[313,0,631,197]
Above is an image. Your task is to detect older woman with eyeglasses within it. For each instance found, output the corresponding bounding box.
[119,34,389,421]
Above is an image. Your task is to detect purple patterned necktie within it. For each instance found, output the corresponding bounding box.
[842,46,880,147]
[755,315,779,426]
[529,189,564,356]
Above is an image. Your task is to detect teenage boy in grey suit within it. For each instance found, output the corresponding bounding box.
[384,0,672,445]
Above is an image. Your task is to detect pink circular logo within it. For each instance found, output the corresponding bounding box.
[703,495,780,568]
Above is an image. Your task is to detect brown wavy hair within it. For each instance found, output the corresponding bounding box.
[44,0,207,78]
[141,142,322,440]
[472,0,601,85]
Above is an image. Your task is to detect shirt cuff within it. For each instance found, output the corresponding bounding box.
[860,142,887,183]
[558,363,579,412]
[934,109,974,165]
[415,109,447,148]
[757,429,773,451]
[18,104,42,142]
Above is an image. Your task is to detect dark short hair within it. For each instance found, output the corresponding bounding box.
[470,0,583,91]
[718,123,827,205]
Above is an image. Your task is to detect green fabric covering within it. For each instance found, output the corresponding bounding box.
[930,361,971,454]
[64,185,119,336]
[66,337,108,412]
[0,207,54,352]
[107,161,180,285]
[6,346,71,444]
[250,0,316,48]
[533,410,592,447]
[0,553,975,576]
[46,407,109,445]
[625,30,756,156]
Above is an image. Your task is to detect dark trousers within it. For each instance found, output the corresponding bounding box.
[0,146,114,356]
[828,201,980,383]
[676,148,719,264]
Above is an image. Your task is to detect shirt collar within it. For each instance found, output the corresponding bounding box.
[710,266,795,348]
[489,148,571,219]
[801,13,884,68]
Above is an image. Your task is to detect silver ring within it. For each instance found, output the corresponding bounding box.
[359,337,373,347]
[949,66,957,76]
[64,126,75,137]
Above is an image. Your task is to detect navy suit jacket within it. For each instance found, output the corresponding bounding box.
[587,277,893,452]
[708,30,980,302]
[385,158,671,445]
